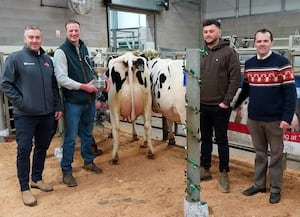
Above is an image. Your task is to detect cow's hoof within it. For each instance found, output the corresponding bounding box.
[132,135,139,142]
[168,138,176,146]
[147,152,155,159]
[93,149,103,157]
[109,159,119,165]
[140,141,148,148]
[91,141,103,157]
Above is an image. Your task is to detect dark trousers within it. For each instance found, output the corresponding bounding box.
[200,104,232,172]
[14,114,54,191]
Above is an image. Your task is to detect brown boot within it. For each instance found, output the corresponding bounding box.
[83,162,103,174]
[30,180,53,192]
[219,171,230,193]
[63,173,78,187]
[200,167,212,181]
[22,190,37,206]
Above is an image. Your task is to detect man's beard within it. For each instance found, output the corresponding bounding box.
[206,38,218,46]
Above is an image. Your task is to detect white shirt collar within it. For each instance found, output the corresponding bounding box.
[257,50,272,60]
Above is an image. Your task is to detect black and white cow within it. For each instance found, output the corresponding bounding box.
[148,58,186,145]
[106,52,154,164]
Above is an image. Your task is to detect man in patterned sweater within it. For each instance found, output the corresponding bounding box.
[234,28,296,204]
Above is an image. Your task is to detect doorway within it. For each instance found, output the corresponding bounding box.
[107,9,156,52]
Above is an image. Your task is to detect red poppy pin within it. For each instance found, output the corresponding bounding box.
[44,62,50,67]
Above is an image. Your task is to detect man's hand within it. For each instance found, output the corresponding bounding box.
[80,80,98,93]
[219,102,229,109]
[54,111,63,120]
[280,121,291,130]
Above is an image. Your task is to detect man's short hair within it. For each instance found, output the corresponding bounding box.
[254,28,273,42]
[65,19,80,29]
[24,25,41,36]
[202,19,221,29]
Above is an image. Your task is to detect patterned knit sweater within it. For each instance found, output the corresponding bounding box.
[234,52,296,123]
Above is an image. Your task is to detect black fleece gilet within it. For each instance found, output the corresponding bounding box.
[60,39,95,104]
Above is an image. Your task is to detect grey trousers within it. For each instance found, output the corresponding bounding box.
[247,118,284,193]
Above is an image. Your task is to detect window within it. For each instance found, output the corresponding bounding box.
[251,0,281,14]
[109,10,148,51]
[206,0,299,19]
[206,0,236,18]
[238,0,250,16]
[285,0,300,11]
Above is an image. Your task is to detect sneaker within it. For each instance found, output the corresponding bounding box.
[200,167,212,181]
[22,190,37,206]
[269,192,281,204]
[30,180,53,192]
[219,171,230,193]
[63,173,77,187]
[83,162,103,174]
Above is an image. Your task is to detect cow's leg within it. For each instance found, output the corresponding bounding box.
[131,121,139,142]
[166,119,176,146]
[108,120,113,138]
[109,108,120,165]
[143,107,154,159]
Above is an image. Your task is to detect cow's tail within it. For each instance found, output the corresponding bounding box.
[125,53,136,122]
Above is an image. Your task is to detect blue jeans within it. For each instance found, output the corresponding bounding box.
[61,102,96,174]
[14,114,54,191]
[200,104,232,172]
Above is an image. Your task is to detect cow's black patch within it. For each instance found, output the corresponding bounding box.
[157,90,161,99]
[136,71,144,86]
[151,60,158,68]
[123,61,128,68]
[144,77,148,88]
[159,73,166,89]
[168,65,171,76]
[111,67,126,93]
[135,58,146,86]
[151,77,158,93]
[134,58,145,72]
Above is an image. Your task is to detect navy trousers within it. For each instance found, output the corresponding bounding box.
[14,114,54,191]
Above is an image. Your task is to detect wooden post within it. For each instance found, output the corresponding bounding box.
[184,49,208,216]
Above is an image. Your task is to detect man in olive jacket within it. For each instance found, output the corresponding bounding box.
[199,19,241,193]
